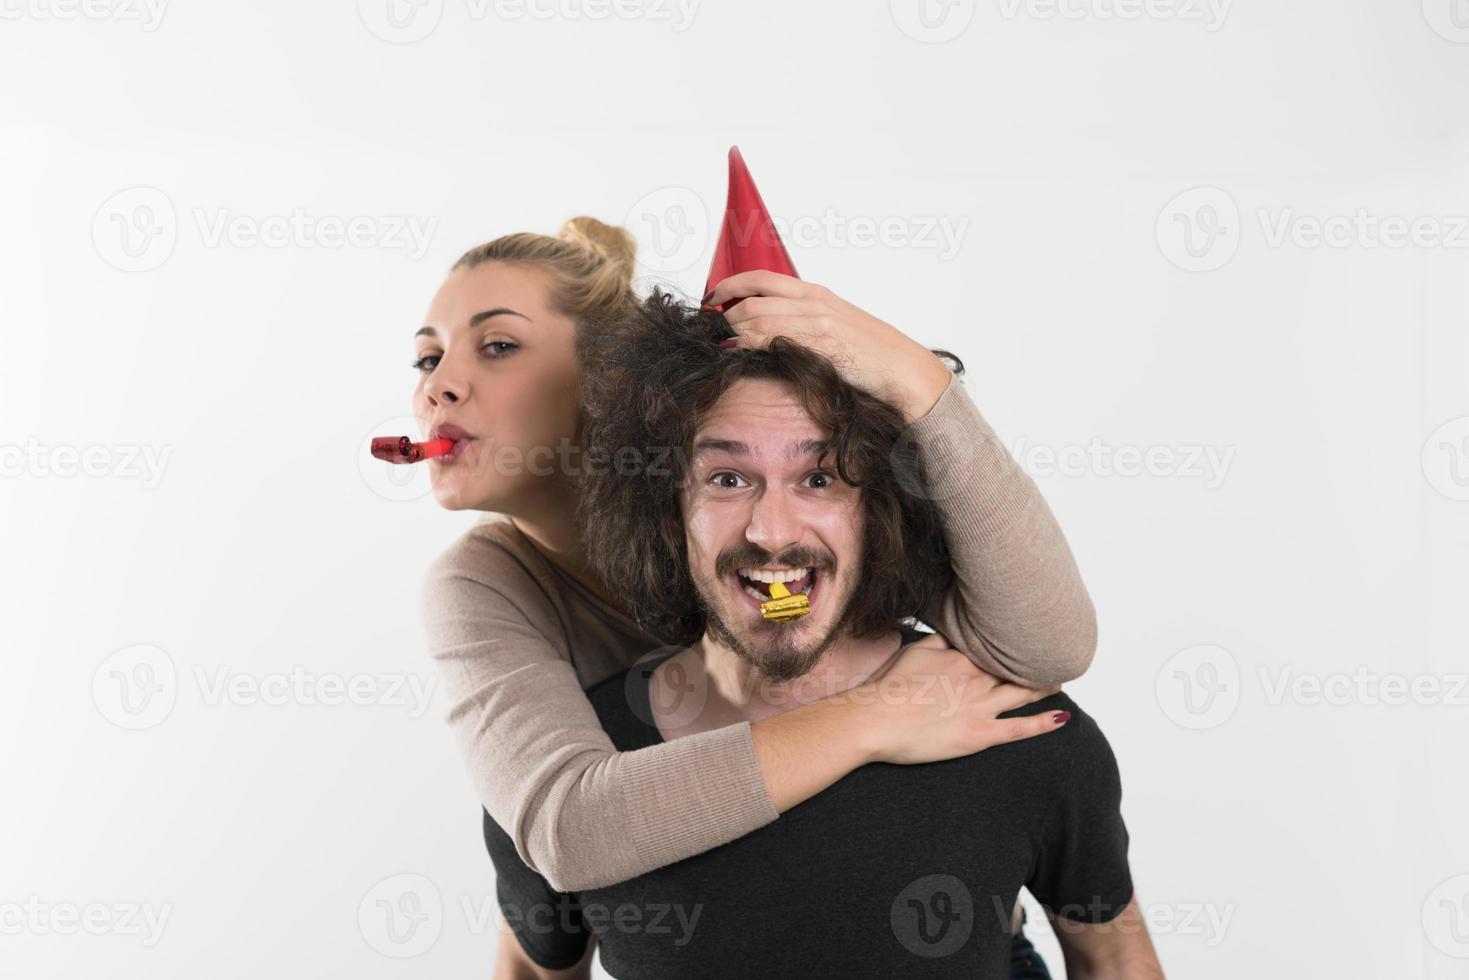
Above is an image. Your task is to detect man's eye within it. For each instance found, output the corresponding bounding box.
[802,471,835,490]
[411,353,440,373]
[710,472,748,490]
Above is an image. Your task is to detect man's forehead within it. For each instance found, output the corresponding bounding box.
[696,379,829,455]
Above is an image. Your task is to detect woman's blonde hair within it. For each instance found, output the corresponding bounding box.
[451,216,638,326]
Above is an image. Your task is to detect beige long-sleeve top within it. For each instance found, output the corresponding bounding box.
[419,374,1096,892]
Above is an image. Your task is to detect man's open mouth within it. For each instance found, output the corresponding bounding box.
[735,567,817,604]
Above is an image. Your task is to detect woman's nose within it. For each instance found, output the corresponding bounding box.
[425,364,467,406]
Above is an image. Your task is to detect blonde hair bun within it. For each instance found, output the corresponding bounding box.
[559,216,636,279]
[451,217,639,324]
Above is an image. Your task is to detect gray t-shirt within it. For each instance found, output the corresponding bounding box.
[485,634,1133,978]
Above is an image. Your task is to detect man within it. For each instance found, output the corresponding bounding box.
[484,292,1164,978]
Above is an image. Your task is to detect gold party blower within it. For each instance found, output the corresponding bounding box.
[760,581,811,624]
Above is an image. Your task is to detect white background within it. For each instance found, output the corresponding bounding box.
[2,0,1467,976]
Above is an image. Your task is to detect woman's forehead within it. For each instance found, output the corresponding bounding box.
[425,262,561,331]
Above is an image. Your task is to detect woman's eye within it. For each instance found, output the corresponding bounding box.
[802,471,835,490]
[412,341,517,373]
[710,472,748,490]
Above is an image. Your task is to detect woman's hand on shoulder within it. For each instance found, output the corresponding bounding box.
[853,632,1067,766]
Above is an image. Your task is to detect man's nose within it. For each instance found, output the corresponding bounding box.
[745,488,802,556]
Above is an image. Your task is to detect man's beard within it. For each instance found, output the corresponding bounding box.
[695,544,854,683]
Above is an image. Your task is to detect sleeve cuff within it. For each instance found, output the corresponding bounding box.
[1045,882,1135,924]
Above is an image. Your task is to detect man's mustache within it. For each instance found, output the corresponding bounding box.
[714,545,835,578]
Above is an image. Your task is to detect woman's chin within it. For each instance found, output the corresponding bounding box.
[431,475,517,514]
[430,479,485,512]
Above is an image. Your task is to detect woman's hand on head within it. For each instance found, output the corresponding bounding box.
[854,632,1067,766]
[706,270,955,423]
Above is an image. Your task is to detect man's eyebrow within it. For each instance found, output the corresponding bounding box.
[693,437,832,461]
[790,438,832,461]
[414,308,529,338]
[693,437,751,456]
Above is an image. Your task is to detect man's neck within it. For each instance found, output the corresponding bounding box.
[651,628,905,739]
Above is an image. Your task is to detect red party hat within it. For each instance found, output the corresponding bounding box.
[703,146,798,312]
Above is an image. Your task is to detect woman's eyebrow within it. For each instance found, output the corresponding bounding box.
[415,308,530,338]
[469,307,530,326]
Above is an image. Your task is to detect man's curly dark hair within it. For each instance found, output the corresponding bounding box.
[576,289,955,647]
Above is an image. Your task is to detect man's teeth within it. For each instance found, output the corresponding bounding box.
[740,568,810,584]
[738,568,815,603]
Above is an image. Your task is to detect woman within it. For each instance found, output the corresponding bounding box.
[412,218,1096,967]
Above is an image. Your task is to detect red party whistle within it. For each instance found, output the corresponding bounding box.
[370,436,454,464]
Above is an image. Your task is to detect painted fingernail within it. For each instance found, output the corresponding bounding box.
[718,338,738,348]
[1052,711,1071,725]
[701,289,716,304]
